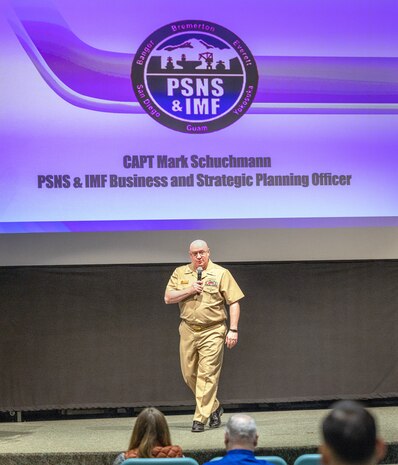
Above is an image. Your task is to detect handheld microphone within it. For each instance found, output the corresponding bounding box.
[197,267,203,281]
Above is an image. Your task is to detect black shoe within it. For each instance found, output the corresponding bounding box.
[209,406,224,428]
[191,420,205,432]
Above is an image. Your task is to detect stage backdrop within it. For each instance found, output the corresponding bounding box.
[0,260,397,412]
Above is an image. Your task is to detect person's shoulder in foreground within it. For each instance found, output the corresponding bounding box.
[114,445,183,464]
[203,413,272,465]
[320,400,386,465]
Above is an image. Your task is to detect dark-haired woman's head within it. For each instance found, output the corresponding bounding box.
[128,407,172,458]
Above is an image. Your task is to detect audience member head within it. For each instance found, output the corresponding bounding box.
[320,400,386,465]
[225,414,258,451]
[128,407,172,458]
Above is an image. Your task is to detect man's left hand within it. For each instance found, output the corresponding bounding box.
[225,330,238,349]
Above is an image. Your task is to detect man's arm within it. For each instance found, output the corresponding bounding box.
[164,281,203,304]
[225,300,240,349]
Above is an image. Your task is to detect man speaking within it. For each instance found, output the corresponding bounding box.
[164,240,244,433]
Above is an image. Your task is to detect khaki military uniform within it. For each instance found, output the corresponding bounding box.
[166,259,244,423]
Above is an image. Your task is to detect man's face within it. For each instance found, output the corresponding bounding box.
[189,244,210,270]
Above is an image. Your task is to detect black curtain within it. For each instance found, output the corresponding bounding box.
[0,260,397,411]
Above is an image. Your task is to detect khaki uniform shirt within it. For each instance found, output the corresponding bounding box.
[166,259,244,326]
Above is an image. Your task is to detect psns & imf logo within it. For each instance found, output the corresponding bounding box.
[131,20,258,134]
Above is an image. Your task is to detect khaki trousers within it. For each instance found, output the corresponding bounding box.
[179,320,227,423]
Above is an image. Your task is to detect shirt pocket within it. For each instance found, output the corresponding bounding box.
[203,285,221,304]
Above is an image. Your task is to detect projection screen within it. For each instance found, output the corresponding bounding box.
[1,0,397,264]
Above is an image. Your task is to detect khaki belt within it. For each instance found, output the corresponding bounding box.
[184,321,224,332]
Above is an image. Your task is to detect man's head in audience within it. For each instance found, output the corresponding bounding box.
[224,414,259,451]
[320,400,386,465]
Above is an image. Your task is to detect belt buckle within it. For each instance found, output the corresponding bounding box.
[191,324,203,332]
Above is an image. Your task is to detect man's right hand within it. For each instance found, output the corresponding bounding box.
[192,280,203,294]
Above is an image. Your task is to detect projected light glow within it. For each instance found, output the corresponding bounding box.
[1,0,398,234]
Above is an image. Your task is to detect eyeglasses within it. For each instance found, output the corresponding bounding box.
[190,250,209,257]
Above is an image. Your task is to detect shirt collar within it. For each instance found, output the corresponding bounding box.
[185,259,215,275]
[226,449,255,457]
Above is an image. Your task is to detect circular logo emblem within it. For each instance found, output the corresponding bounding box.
[131,20,258,134]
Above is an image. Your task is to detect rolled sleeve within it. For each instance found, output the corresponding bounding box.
[220,269,244,305]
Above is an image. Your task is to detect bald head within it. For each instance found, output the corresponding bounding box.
[225,414,258,451]
[190,239,209,250]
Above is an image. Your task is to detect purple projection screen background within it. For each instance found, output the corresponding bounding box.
[1,0,398,234]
